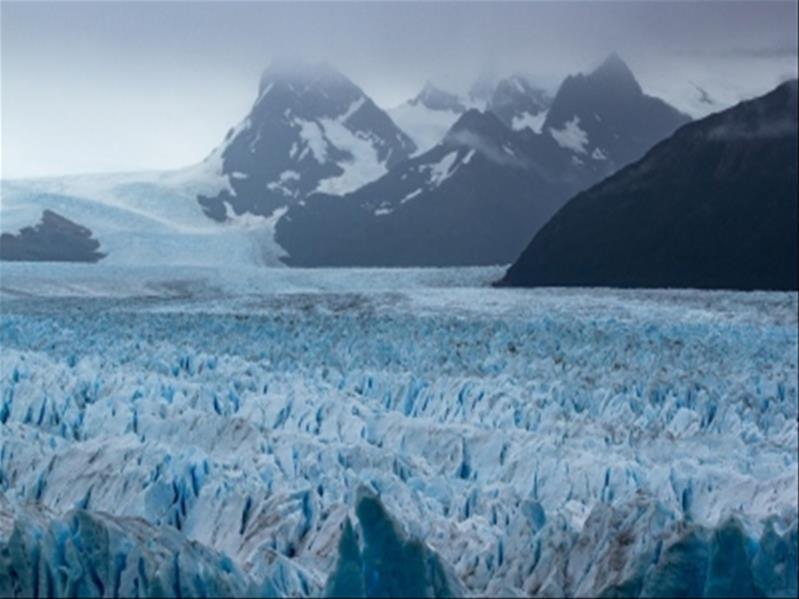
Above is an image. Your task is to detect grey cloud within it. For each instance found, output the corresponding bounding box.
[2,1,796,178]
[726,44,798,59]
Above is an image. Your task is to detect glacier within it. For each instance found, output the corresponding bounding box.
[0,264,797,597]
[0,166,289,268]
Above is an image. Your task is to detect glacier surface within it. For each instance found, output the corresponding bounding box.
[0,264,797,597]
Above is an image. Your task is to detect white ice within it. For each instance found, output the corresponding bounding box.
[1,264,796,597]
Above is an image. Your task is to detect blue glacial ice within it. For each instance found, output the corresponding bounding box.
[0,264,797,597]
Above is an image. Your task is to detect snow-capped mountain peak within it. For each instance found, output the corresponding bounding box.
[254,59,365,118]
[486,73,551,132]
[589,51,642,94]
[198,60,416,221]
[409,81,467,113]
[540,53,691,171]
[387,82,466,156]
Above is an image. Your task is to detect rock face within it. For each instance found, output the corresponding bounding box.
[0,56,691,268]
[197,59,416,221]
[540,53,692,176]
[501,79,799,290]
[275,55,691,267]
[276,109,567,266]
[0,210,105,263]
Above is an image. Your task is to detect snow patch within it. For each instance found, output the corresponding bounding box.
[511,110,548,134]
[315,100,389,195]
[399,188,423,205]
[340,96,366,122]
[314,133,386,196]
[266,170,301,197]
[425,151,459,187]
[257,82,274,103]
[295,119,328,164]
[550,116,589,154]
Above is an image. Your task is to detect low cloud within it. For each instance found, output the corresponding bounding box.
[708,79,797,140]
[445,130,527,168]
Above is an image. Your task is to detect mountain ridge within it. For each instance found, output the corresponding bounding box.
[501,79,798,290]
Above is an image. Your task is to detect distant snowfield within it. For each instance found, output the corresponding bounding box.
[1,264,797,597]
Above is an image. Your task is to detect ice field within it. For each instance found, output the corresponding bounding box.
[1,264,797,597]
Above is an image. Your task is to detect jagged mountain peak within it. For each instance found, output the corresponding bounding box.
[555,53,642,100]
[503,79,798,290]
[588,52,642,94]
[445,109,510,141]
[596,51,631,74]
[258,58,351,93]
[253,59,364,116]
[487,73,552,131]
[410,81,466,112]
[197,60,416,221]
[540,53,690,170]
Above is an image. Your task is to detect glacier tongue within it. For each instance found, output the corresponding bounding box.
[0,265,797,597]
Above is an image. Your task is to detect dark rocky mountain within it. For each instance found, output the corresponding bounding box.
[500,80,798,290]
[275,56,692,267]
[486,74,551,132]
[198,59,416,221]
[540,53,692,178]
[0,209,105,262]
[276,110,567,266]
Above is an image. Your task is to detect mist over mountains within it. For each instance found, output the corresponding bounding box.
[1,54,795,290]
[0,54,690,266]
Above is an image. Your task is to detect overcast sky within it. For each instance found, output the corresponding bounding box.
[2,0,797,178]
